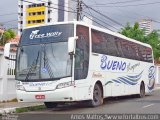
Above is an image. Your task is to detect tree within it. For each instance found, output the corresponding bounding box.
[0,29,16,45]
[120,22,146,42]
[146,30,160,61]
[120,22,160,61]
[8,29,16,38]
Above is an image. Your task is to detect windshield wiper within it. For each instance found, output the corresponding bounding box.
[43,45,54,78]
[25,51,40,81]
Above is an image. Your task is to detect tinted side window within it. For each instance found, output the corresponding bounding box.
[74,25,89,80]
[92,29,153,63]
[137,45,153,62]
[92,29,119,57]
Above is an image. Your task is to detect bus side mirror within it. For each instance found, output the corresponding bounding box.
[68,36,78,54]
[4,42,18,60]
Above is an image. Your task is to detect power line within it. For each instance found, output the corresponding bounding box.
[84,10,119,31]
[0,13,17,17]
[1,20,17,24]
[8,27,18,30]
[83,15,113,31]
[90,0,149,5]
[88,0,123,31]
[70,0,114,30]
[91,1,160,7]
[116,8,160,25]
[153,20,160,24]
[82,2,124,27]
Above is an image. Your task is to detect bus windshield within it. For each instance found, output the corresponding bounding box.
[16,24,74,81]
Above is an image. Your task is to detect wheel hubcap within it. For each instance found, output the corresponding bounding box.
[93,85,101,104]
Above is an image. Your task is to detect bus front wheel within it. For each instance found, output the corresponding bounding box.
[139,82,145,98]
[89,83,103,107]
[44,102,58,108]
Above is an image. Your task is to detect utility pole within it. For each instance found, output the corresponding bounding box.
[77,0,82,21]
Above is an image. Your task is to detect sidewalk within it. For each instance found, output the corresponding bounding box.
[0,102,43,114]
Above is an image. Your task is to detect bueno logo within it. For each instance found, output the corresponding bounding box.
[29,30,62,39]
[100,55,127,71]
[148,66,155,90]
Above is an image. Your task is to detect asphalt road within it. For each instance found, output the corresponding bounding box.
[2,89,160,120]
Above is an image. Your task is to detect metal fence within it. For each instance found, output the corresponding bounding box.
[8,54,16,75]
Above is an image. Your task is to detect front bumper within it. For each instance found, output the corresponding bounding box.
[16,86,75,102]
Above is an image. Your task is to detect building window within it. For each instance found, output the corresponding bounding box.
[48,10,51,14]
[33,12,36,15]
[37,4,41,7]
[32,20,35,23]
[37,12,41,15]
[48,19,51,22]
[48,1,52,6]
[37,20,41,23]
[28,21,31,24]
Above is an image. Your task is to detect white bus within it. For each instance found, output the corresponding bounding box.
[4,21,155,108]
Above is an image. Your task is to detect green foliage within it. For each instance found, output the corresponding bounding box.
[146,31,160,60]
[8,29,16,38]
[120,22,160,61]
[120,22,145,42]
[0,29,16,45]
[16,105,45,113]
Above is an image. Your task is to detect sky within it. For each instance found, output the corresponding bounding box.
[0,0,160,33]
[0,0,17,29]
[83,0,160,31]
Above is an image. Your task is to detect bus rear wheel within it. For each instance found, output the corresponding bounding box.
[44,102,58,108]
[89,84,103,107]
[139,82,145,98]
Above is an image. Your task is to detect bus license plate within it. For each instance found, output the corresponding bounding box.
[35,95,45,99]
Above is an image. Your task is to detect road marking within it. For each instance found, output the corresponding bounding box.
[142,104,154,108]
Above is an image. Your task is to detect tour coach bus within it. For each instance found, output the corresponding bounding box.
[4,21,155,108]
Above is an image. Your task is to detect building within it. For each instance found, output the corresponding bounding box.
[0,29,4,38]
[139,19,153,36]
[18,0,76,35]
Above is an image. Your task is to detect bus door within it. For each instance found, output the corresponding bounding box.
[74,25,90,100]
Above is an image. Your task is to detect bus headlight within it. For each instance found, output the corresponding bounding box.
[56,81,74,89]
[16,85,26,91]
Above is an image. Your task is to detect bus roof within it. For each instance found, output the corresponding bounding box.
[24,21,152,48]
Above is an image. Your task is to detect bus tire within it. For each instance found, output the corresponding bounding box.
[139,82,145,98]
[44,102,58,108]
[89,83,103,107]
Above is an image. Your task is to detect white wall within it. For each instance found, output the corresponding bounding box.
[0,51,16,101]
